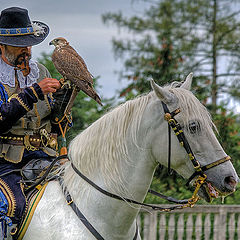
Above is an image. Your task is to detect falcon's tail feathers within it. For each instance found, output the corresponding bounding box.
[81,87,103,106]
[77,81,103,106]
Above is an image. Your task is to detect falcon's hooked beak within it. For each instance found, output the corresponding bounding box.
[49,41,54,46]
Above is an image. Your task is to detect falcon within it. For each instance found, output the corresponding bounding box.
[49,37,102,114]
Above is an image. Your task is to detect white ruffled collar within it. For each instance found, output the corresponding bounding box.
[0,57,39,88]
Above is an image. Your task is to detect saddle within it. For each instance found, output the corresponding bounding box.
[8,157,64,240]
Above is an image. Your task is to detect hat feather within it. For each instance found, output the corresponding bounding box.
[32,22,45,36]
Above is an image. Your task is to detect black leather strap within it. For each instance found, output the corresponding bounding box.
[71,163,188,211]
[133,224,138,240]
[59,177,139,240]
[167,123,172,174]
[148,189,188,204]
[186,156,231,186]
[59,177,104,239]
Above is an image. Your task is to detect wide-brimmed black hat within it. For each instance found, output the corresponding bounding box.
[0,7,49,47]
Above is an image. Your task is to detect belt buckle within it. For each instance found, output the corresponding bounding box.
[24,135,38,151]
[40,129,58,150]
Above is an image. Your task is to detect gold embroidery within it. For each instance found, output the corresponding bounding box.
[7,93,18,102]
[0,113,2,121]
[30,86,38,99]
[17,183,48,240]
[24,135,38,151]
[49,92,54,102]
[44,95,51,112]
[0,178,16,217]
[15,95,31,112]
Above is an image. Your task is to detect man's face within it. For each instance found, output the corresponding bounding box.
[1,45,32,66]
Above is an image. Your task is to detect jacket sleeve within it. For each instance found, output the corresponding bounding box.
[0,83,44,134]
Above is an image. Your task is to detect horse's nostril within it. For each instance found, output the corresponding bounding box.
[224,176,237,189]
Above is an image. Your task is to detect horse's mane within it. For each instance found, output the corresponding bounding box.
[66,85,214,196]
[67,93,153,195]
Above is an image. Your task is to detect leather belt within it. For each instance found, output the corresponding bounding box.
[0,133,58,150]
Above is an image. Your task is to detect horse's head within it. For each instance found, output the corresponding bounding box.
[150,73,239,202]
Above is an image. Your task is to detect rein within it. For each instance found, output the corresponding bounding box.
[70,162,191,210]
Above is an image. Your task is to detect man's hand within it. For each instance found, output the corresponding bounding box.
[38,78,61,95]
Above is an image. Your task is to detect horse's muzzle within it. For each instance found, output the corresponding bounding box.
[198,175,238,203]
[223,176,238,193]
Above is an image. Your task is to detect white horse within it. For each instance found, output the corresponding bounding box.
[21,74,238,240]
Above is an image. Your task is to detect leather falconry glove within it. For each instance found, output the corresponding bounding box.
[51,83,73,125]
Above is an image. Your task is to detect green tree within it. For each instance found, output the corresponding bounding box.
[102,0,240,111]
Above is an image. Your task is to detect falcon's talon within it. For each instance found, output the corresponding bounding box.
[61,80,72,89]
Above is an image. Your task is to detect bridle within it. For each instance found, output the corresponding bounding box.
[57,101,231,240]
[161,101,231,188]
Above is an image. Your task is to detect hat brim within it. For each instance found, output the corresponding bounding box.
[0,21,49,47]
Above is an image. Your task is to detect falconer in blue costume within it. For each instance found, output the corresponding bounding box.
[0,6,72,235]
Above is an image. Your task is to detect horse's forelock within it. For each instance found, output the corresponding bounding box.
[168,87,215,134]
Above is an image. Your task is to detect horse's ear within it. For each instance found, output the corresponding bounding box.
[181,72,193,90]
[150,79,175,103]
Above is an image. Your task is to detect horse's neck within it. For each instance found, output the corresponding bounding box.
[63,146,156,239]
[61,97,163,238]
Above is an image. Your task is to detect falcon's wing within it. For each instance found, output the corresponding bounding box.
[64,45,89,70]
[52,47,93,86]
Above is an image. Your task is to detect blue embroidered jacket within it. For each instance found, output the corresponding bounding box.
[0,82,44,134]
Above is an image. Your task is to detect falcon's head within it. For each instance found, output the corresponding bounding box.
[49,37,69,48]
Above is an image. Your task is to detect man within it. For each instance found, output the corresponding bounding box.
[0,7,71,229]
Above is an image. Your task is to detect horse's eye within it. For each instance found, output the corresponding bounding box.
[189,121,201,134]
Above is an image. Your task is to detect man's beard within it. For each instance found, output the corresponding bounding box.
[4,50,32,66]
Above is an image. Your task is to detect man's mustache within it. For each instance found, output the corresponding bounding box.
[14,52,31,66]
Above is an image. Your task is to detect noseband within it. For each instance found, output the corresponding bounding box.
[161,101,231,188]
